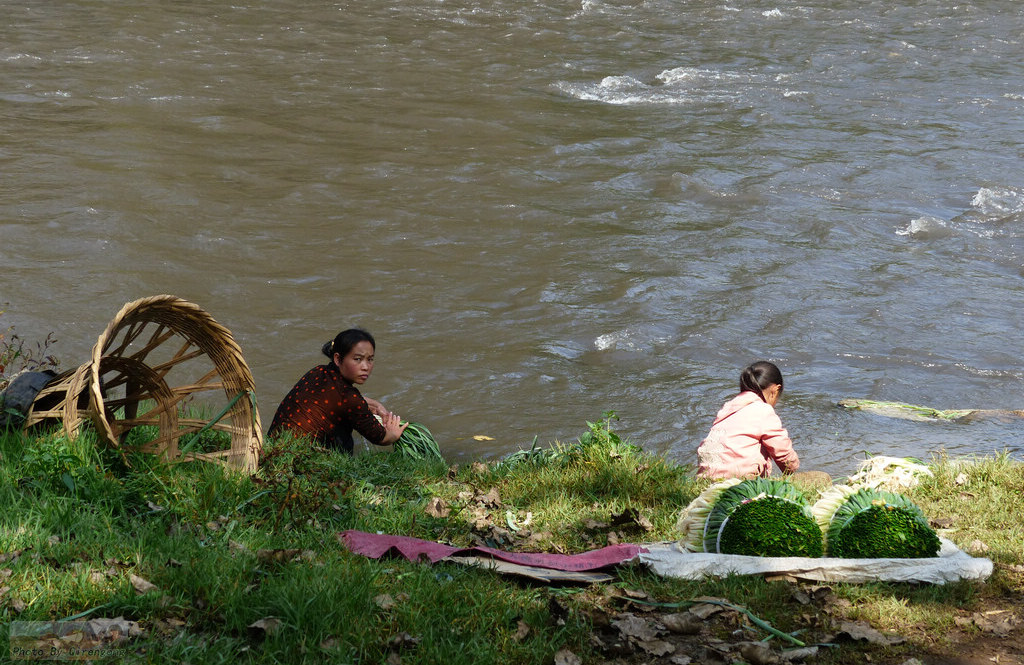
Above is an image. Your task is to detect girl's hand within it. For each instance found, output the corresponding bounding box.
[380,412,408,445]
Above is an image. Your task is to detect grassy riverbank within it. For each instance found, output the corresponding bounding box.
[0,415,1021,664]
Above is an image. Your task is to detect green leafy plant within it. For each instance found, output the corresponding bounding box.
[495,411,641,471]
[824,488,940,558]
[393,422,443,460]
[703,478,823,557]
[579,411,640,454]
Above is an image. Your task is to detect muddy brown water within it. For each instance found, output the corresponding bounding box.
[4,0,1024,474]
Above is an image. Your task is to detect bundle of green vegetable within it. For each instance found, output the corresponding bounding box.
[393,422,443,461]
[676,478,742,552]
[813,487,940,558]
[677,478,822,557]
[703,479,823,557]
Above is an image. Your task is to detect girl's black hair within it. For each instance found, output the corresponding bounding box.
[739,360,784,403]
[322,328,376,360]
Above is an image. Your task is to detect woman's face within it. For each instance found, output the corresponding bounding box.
[764,383,782,407]
[334,340,375,384]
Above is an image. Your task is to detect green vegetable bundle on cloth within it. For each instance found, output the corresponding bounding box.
[677,478,823,557]
[812,486,940,558]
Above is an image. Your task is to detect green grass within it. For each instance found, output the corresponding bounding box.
[0,415,1021,664]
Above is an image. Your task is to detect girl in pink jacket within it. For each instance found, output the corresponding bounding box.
[696,361,800,479]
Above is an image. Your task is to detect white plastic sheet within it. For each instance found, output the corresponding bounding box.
[640,538,992,584]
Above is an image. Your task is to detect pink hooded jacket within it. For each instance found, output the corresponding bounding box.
[696,391,800,479]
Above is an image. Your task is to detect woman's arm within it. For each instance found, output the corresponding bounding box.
[363,397,391,418]
[360,397,407,444]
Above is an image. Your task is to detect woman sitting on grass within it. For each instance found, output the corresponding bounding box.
[696,360,800,479]
[268,329,406,454]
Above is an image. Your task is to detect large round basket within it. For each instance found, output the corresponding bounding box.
[24,295,261,471]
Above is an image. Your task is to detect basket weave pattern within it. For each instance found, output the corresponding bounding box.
[24,295,261,471]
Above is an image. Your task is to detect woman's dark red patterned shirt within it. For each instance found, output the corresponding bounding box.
[268,363,386,453]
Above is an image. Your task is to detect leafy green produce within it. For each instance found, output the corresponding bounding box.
[394,422,443,461]
[825,488,940,558]
[703,478,823,557]
[716,496,824,557]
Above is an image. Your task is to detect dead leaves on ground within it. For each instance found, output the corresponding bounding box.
[584,592,851,665]
[9,617,143,657]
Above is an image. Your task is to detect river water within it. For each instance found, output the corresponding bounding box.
[3,0,1024,477]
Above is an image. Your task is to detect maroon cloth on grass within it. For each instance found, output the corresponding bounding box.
[339,530,646,571]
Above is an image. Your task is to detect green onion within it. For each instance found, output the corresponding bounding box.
[393,422,443,461]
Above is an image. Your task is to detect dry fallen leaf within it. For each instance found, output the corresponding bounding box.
[662,612,702,635]
[553,648,581,665]
[247,617,282,639]
[513,620,531,641]
[425,497,450,518]
[688,598,729,619]
[836,620,904,645]
[374,594,397,611]
[638,639,675,656]
[85,617,144,640]
[739,642,780,665]
[388,631,421,649]
[611,613,659,642]
[477,487,502,507]
[130,574,159,595]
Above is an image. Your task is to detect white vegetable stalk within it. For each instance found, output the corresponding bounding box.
[675,478,742,552]
[848,456,933,490]
[810,484,858,531]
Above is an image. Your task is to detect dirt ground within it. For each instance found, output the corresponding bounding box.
[554,574,1024,665]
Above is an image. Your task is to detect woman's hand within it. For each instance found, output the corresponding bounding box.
[365,397,390,418]
[379,412,408,445]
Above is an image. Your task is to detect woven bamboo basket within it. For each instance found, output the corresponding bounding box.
[21,365,90,438]
[24,295,262,471]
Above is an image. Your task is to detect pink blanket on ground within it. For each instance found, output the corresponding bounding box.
[338,530,646,572]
